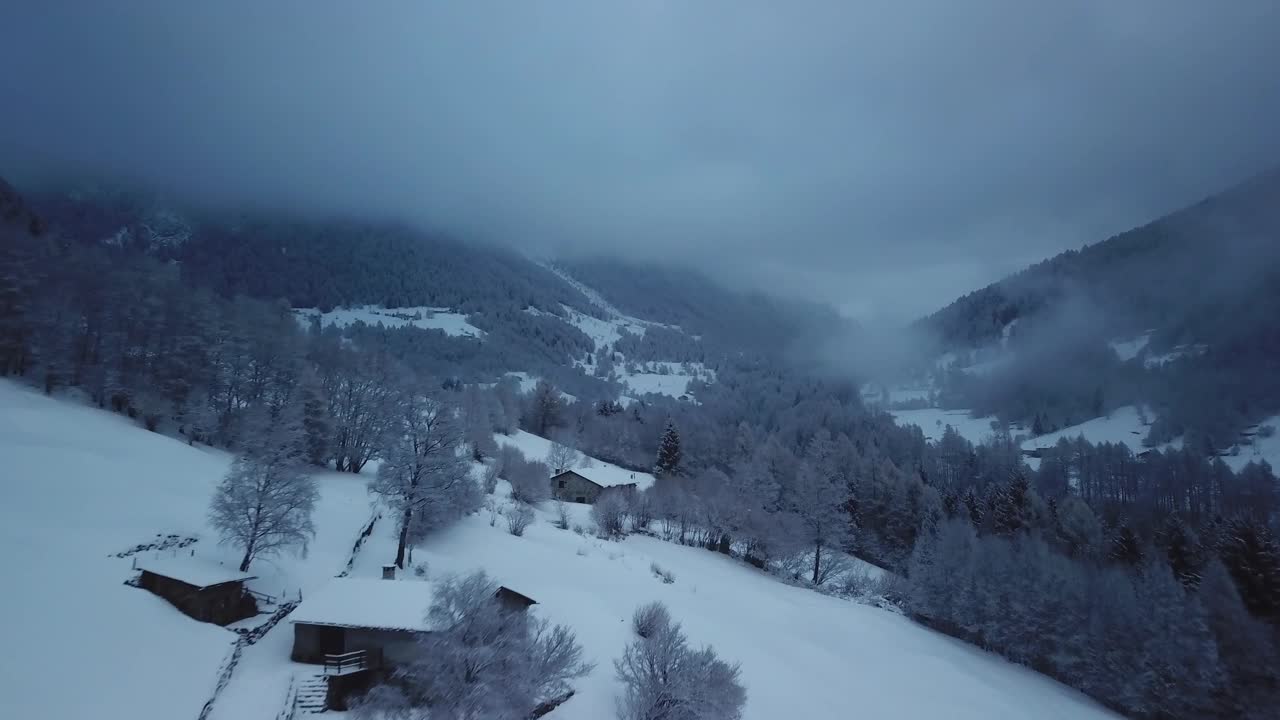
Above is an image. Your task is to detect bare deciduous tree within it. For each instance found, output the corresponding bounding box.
[209,454,318,571]
[371,389,480,568]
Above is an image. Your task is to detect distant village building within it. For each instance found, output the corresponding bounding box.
[135,557,258,625]
[550,469,637,504]
[290,571,536,710]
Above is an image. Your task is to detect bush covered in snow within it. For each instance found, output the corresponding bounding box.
[615,602,746,720]
[506,503,535,537]
[631,601,672,639]
[592,492,628,538]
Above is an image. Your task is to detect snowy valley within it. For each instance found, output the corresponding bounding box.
[1,379,1118,720]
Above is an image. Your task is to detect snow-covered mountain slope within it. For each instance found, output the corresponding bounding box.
[889,408,1003,444]
[294,305,485,338]
[0,380,378,720]
[890,404,1183,469]
[495,430,656,490]
[1,380,1118,720]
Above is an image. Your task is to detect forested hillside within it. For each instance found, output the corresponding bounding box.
[6,175,1280,719]
[918,167,1280,448]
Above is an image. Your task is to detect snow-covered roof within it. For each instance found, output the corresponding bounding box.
[290,578,441,632]
[552,468,639,490]
[135,557,256,589]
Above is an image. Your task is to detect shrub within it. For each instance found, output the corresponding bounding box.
[593,492,628,538]
[507,503,535,536]
[631,601,672,639]
[554,500,571,530]
[614,606,746,720]
[508,456,552,505]
[650,562,675,584]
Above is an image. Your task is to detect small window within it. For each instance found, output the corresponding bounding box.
[575,496,586,503]
[558,480,566,488]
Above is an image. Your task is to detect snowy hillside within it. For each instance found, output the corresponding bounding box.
[889,408,1003,444]
[890,403,1181,468]
[1,380,1118,720]
[293,305,485,338]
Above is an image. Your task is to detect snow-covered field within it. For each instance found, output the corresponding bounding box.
[495,430,655,490]
[1021,406,1151,454]
[1108,332,1152,362]
[294,305,485,338]
[1226,415,1280,472]
[0,380,375,720]
[889,408,1004,444]
[1,379,1117,720]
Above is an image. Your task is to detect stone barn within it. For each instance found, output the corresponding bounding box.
[290,573,536,710]
[135,557,258,625]
[551,469,638,504]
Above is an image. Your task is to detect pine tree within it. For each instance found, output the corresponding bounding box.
[1216,518,1280,624]
[962,487,984,528]
[988,474,1042,536]
[654,421,682,478]
[524,379,564,437]
[1108,525,1145,566]
[1199,560,1280,718]
[1132,561,1222,718]
[298,367,332,467]
[1158,515,1204,588]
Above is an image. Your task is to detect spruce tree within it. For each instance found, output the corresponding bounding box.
[655,420,682,478]
[1108,525,1145,566]
[1217,518,1280,624]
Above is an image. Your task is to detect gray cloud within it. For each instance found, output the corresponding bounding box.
[3,1,1278,322]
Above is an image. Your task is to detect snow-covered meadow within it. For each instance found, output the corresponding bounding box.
[293,305,485,339]
[1,379,1118,720]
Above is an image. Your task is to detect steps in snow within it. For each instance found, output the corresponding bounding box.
[294,675,329,714]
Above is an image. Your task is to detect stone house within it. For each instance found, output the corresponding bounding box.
[135,557,258,626]
[551,469,637,504]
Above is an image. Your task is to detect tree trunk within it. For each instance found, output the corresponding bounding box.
[239,542,254,572]
[812,542,822,585]
[395,507,412,568]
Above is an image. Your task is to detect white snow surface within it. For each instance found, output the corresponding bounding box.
[1226,416,1280,472]
[2,379,1117,720]
[889,408,1003,444]
[1022,406,1151,455]
[496,430,655,490]
[0,379,377,720]
[294,305,485,338]
[341,499,1116,720]
[135,556,256,589]
[1109,332,1152,362]
[615,361,715,400]
[291,577,441,631]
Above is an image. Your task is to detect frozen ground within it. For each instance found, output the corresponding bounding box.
[293,305,485,338]
[2,379,1117,720]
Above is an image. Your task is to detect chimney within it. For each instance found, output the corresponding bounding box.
[382,564,397,580]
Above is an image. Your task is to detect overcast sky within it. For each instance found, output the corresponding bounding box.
[3,2,1279,322]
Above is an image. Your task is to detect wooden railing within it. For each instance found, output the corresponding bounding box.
[323,648,381,676]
